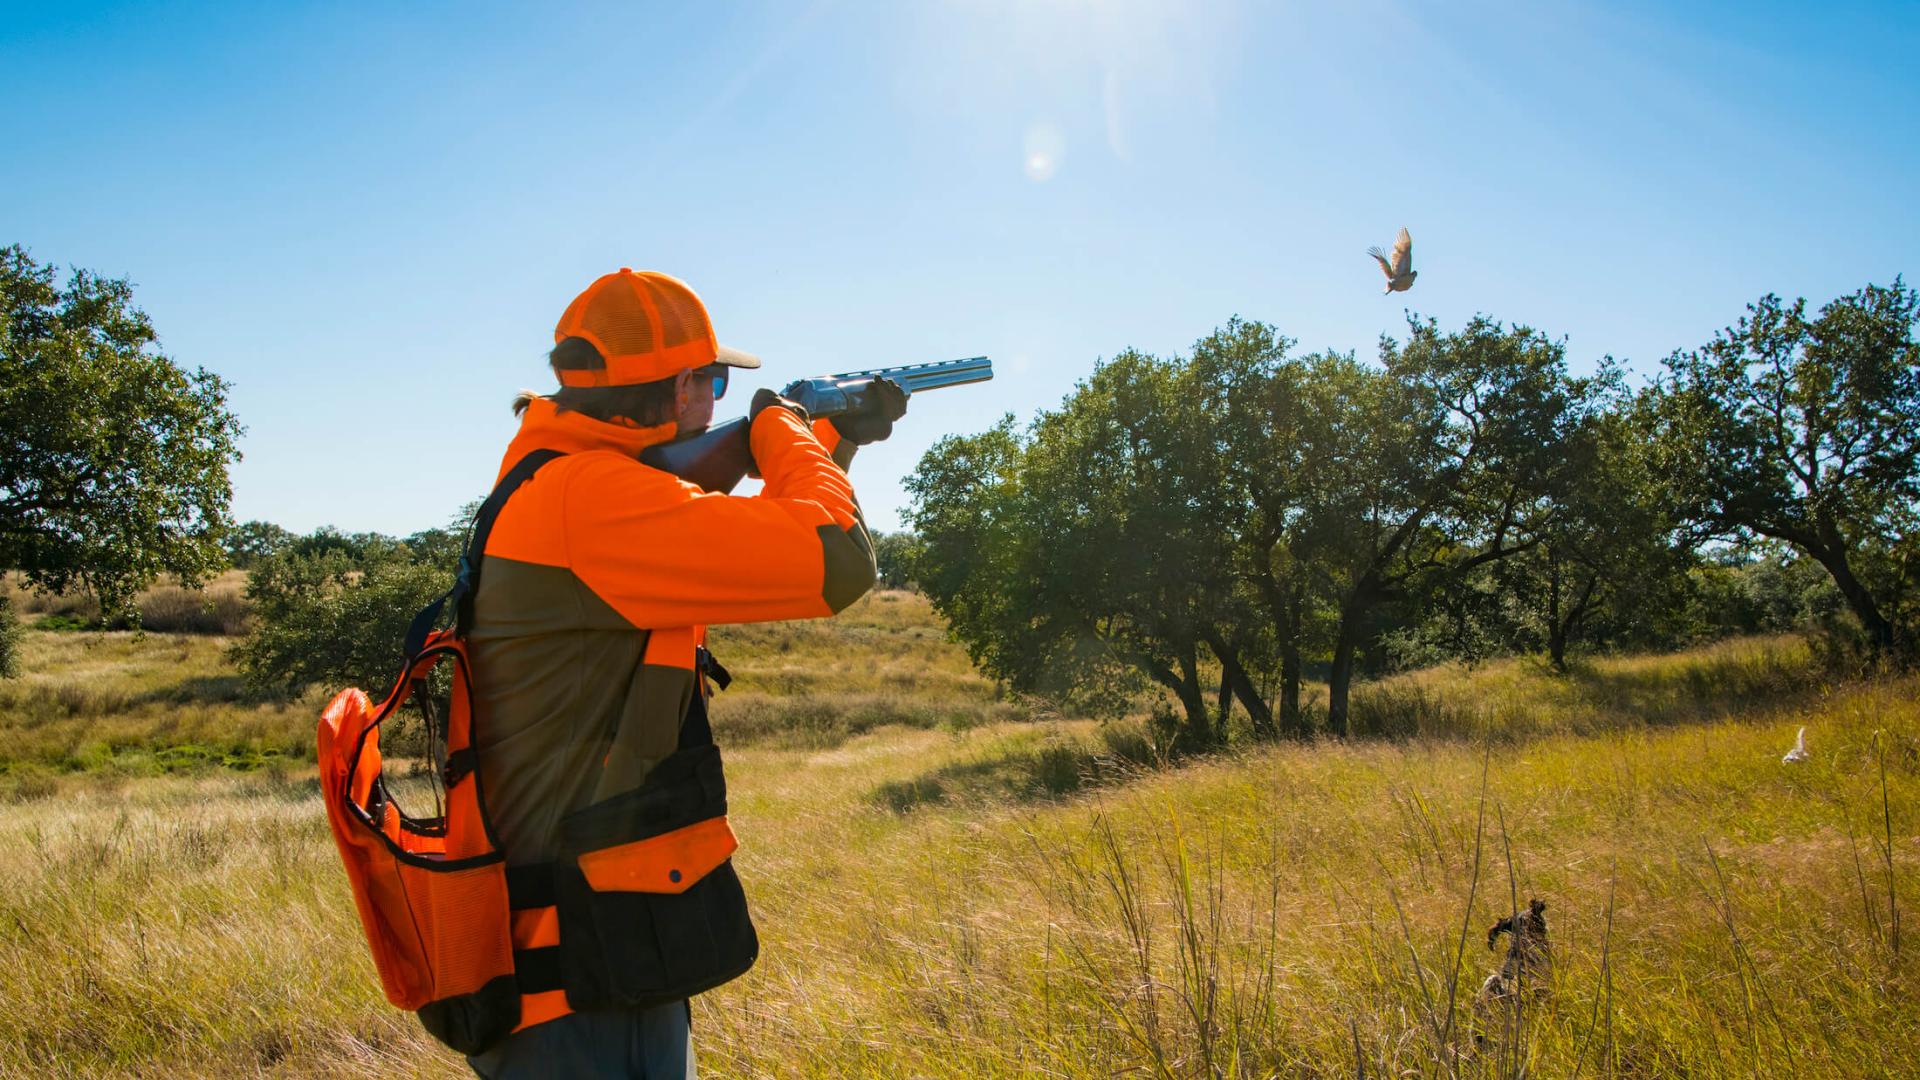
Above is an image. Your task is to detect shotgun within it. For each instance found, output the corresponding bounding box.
[640,356,994,493]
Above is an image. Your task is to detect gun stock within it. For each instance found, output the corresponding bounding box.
[638,356,993,493]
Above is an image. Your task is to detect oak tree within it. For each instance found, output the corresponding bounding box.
[0,245,242,624]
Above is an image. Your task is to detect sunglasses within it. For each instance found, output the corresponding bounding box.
[694,364,729,401]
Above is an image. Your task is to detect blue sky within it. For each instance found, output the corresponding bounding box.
[4,1,1916,535]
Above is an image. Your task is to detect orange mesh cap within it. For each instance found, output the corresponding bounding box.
[553,268,761,387]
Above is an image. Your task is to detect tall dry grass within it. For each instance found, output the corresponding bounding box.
[0,647,1912,1075]
[706,589,1025,746]
[0,629,310,782]
[2,571,251,635]
[0,592,1912,1076]
[1345,635,1824,740]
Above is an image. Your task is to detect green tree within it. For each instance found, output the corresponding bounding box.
[1182,320,1309,735]
[909,317,1596,743]
[0,245,243,622]
[870,531,922,589]
[907,415,1155,725]
[1653,281,1920,660]
[225,520,296,570]
[1502,393,1695,668]
[1303,318,1591,733]
[1019,348,1251,745]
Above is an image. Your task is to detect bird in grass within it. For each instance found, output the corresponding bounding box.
[1368,227,1417,294]
[1782,726,1810,764]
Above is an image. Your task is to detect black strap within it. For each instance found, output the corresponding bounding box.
[402,449,567,661]
[678,679,715,750]
[506,862,557,910]
[442,746,478,789]
[513,946,565,995]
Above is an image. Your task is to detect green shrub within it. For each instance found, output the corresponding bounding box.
[0,764,57,802]
[0,595,20,679]
[234,545,452,694]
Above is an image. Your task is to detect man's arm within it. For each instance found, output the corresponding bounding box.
[812,418,858,472]
[563,407,877,628]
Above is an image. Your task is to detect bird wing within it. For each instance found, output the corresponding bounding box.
[1367,247,1393,279]
[1391,227,1413,276]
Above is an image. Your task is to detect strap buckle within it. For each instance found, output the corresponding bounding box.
[696,646,732,691]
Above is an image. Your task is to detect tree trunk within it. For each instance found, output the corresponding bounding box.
[1278,577,1303,736]
[1807,542,1898,657]
[1546,554,1565,671]
[1255,569,1306,736]
[1206,633,1273,738]
[1552,571,1601,673]
[1143,650,1210,746]
[1327,627,1359,738]
[1279,635,1301,736]
[1174,642,1212,745]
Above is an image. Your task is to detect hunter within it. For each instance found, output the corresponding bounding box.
[465,268,902,1077]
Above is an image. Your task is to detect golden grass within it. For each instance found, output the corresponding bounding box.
[1345,635,1826,740]
[708,590,1024,746]
[0,630,311,779]
[2,571,251,635]
[0,594,1913,1076]
[0,591,1004,780]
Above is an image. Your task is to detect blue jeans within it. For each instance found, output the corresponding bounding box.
[467,1000,695,1079]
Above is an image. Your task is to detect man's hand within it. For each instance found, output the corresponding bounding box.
[750,388,811,425]
[829,378,908,445]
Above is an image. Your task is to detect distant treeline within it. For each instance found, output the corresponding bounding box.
[902,282,1919,747]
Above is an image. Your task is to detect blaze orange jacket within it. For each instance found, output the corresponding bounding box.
[466,395,875,1030]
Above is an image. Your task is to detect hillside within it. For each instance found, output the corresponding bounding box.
[0,592,1913,1077]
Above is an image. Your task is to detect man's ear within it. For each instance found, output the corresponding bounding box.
[673,368,694,414]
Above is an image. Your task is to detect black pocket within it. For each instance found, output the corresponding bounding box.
[554,745,758,1011]
[555,860,758,1011]
[416,974,520,1055]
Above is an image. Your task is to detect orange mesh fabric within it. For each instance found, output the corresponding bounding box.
[570,275,656,359]
[647,276,703,348]
[405,861,516,996]
[318,664,516,1012]
[555,269,719,387]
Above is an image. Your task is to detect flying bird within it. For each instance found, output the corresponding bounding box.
[1369,227,1416,294]
[1782,726,1810,764]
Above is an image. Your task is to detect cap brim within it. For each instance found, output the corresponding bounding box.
[715,344,761,369]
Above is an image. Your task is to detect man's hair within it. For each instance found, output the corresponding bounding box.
[512,336,679,425]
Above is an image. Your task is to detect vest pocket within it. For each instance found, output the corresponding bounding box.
[553,744,759,1011]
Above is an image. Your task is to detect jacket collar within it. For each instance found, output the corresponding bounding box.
[496,396,678,482]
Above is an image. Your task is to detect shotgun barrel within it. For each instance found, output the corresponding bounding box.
[639,356,993,494]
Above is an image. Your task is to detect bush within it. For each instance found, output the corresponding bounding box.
[235,545,452,694]
[0,765,57,803]
[130,580,251,635]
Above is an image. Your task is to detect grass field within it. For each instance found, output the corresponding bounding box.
[0,591,1913,1077]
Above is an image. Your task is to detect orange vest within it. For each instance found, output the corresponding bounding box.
[319,450,760,1054]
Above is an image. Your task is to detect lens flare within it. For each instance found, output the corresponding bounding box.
[1023,123,1064,181]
